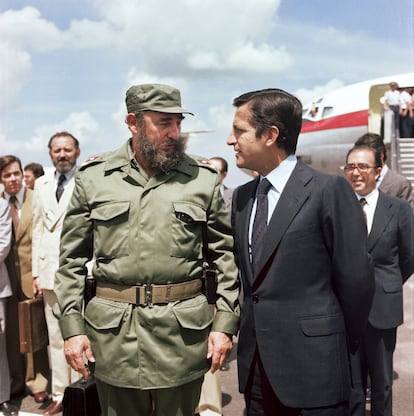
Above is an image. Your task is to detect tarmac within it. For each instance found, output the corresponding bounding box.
[10,278,414,416]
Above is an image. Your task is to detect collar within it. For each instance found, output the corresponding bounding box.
[55,164,77,182]
[377,164,388,187]
[105,139,196,179]
[264,154,297,193]
[356,188,379,207]
[4,186,26,207]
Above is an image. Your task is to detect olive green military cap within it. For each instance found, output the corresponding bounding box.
[126,83,194,115]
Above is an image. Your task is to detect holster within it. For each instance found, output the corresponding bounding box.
[202,267,218,305]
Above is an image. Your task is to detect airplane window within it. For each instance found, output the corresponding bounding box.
[322,107,333,117]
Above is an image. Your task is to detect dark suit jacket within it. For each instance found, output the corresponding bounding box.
[222,185,234,211]
[232,161,374,408]
[367,191,414,329]
[379,168,414,210]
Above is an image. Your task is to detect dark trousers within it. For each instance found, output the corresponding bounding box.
[349,323,396,416]
[244,351,348,416]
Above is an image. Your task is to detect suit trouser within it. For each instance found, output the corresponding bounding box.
[25,348,50,394]
[349,323,396,416]
[5,291,26,395]
[43,289,79,402]
[196,370,222,415]
[0,299,11,404]
[196,304,222,415]
[96,376,203,416]
[245,350,347,416]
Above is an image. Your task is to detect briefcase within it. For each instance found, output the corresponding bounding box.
[18,296,49,353]
[63,375,101,416]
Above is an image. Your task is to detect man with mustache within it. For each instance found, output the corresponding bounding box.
[54,84,240,416]
[32,132,81,415]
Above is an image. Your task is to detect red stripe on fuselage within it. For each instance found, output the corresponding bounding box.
[301,109,369,133]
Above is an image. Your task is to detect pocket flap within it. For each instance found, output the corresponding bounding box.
[173,202,206,223]
[90,202,130,221]
[300,315,345,337]
[84,297,128,330]
[382,280,402,293]
[172,298,213,330]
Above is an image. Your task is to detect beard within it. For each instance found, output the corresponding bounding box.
[138,131,184,174]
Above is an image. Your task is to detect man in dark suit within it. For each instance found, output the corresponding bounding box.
[226,88,375,415]
[209,157,234,212]
[354,133,414,210]
[344,145,414,416]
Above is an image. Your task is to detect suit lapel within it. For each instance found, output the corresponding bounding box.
[253,162,312,283]
[237,180,257,283]
[368,192,393,251]
[15,188,32,243]
[42,173,73,229]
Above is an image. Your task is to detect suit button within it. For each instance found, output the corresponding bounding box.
[252,295,259,303]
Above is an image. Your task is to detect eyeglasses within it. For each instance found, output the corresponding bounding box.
[343,163,377,172]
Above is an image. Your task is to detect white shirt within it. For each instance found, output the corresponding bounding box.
[357,188,379,235]
[384,89,400,106]
[400,90,412,109]
[54,165,77,191]
[4,186,26,218]
[248,155,297,250]
[376,164,388,188]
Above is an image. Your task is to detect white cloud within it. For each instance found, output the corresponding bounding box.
[0,42,31,112]
[188,43,293,74]
[0,6,63,52]
[7,112,100,162]
[294,79,345,107]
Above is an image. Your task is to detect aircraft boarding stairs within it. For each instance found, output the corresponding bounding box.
[398,138,414,187]
[384,110,414,188]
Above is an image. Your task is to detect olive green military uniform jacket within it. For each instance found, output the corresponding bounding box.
[55,140,240,389]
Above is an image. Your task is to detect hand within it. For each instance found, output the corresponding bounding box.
[33,277,42,296]
[64,335,95,379]
[207,331,233,373]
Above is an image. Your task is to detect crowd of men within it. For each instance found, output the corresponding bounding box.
[0,83,413,416]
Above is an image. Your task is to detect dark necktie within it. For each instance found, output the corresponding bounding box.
[9,195,19,232]
[251,178,272,273]
[359,197,367,223]
[56,174,66,202]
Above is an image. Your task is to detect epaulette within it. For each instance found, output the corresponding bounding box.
[79,154,104,171]
[190,155,218,173]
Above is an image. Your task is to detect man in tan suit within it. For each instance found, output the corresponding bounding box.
[32,132,81,415]
[0,155,49,404]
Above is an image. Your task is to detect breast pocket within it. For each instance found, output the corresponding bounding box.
[170,201,206,259]
[90,201,130,258]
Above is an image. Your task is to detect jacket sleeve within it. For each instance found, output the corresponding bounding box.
[0,200,11,263]
[398,200,414,282]
[54,173,93,339]
[205,176,240,335]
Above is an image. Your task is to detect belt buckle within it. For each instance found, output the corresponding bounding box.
[138,284,153,307]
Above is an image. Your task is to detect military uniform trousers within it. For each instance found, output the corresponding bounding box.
[96,376,204,416]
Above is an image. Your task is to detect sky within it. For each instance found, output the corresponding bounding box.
[1,0,413,186]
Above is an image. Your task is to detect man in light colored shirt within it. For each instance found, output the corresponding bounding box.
[344,144,414,416]
[227,87,374,415]
[32,132,81,415]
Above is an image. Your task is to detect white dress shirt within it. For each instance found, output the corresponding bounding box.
[357,189,379,235]
[249,155,297,251]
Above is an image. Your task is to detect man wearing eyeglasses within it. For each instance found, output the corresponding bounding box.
[354,133,414,211]
[344,145,414,416]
